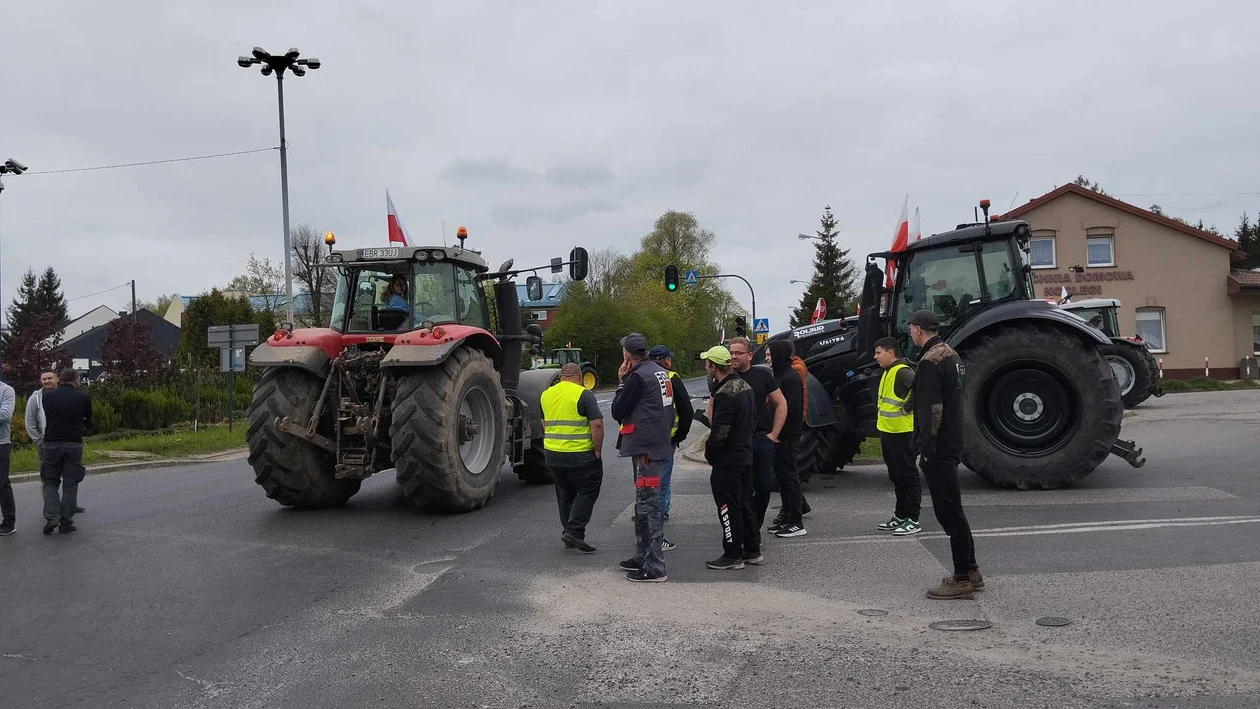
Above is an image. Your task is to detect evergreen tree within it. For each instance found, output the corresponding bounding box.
[1238,212,1260,270]
[791,206,859,327]
[2,269,41,355]
[35,267,69,327]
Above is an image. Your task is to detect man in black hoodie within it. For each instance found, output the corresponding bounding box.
[765,340,807,538]
[700,345,758,570]
[40,368,92,535]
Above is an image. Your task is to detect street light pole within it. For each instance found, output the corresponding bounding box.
[0,158,30,373]
[696,273,756,324]
[238,47,320,328]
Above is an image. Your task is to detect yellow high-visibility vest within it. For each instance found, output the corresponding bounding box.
[541,380,594,453]
[668,370,681,438]
[877,363,913,434]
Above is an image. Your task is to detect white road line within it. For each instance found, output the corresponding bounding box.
[790,515,1260,547]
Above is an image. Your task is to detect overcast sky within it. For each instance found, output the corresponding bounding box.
[3,0,1258,330]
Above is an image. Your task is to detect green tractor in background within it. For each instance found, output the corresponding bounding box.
[532,346,599,390]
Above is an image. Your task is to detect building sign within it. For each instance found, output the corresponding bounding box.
[1034,270,1136,298]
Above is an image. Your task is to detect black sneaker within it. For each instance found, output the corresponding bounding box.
[625,569,668,583]
[562,531,596,554]
[661,539,677,552]
[770,511,787,527]
[619,558,643,572]
[75,507,86,514]
[705,556,745,570]
[59,524,77,535]
[774,524,808,538]
[43,522,58,535]
[0,523,15,536]
[742,551,765,566]
[562,535,576,549]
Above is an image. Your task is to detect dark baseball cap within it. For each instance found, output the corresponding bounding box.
[620,332,648,355]
[907,309,941,331]
[648,345,673,360]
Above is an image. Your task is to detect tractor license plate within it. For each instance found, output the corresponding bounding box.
[359,248,400,259]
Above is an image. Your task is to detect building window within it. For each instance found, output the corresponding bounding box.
[1029,237,1056,269]
[1253,313,1260,355]
[1086,227,1116,267]
[1135,308,1167,353]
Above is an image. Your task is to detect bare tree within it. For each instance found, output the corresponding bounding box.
[227,254,285,318]
[290,223,338,327]
[586,246,632,299]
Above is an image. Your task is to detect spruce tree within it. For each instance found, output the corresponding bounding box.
[1,269,41,354]
[791,206,859,327]
[1238,212,1260,270]
[34,267,69,327]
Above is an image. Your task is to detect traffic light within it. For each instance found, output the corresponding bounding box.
[734,316,748,337]
[664,264,679,292]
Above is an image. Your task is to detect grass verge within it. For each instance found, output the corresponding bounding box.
[1160,378,1259,394]
[858,437,882,460]
[10,425,247,473]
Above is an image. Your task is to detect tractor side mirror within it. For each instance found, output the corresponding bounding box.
[525,275,544,302]
[569,247,589,282]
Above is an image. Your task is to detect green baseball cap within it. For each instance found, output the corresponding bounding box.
[700,345,732,366]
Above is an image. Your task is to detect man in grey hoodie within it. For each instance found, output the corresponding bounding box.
[0,376,16,536]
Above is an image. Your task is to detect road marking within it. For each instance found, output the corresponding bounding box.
[789,515,1260,547]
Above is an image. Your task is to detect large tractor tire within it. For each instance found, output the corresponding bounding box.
[580,364,598,391]
[1099,343,1155,408]
[246,367,361,508]
[391,347,507,512]
[960,326,1122,490]
[514,440,554,484]
[797,425,862,483]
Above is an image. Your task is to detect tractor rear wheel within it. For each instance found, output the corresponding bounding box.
[1100,343,1155,408]
[961,326,1122,489]
[246,367,360,508]
[514,440,554,484]
[391,347,507,512]
[580,364,598,391]
[797,425,862,482]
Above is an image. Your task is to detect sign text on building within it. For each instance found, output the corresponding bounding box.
[1035,270,1136,298]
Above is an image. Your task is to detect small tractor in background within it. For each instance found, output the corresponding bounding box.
[1059,298,1163,408]
[245,227,588,510]
[532,346,599,390]
[759,201,1146,489]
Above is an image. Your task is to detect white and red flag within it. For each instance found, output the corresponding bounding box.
[913,206,922,242]
[885,194,910,288]
[811,298,827,324]
[386,190,411,247]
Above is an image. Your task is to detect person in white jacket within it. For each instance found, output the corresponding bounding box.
[1,377,15,535]
[25,370,84,516]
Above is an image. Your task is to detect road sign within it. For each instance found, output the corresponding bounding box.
[207,324,260,348]
[219,346,246,373]
[756,333,768,345]
[683,269,699,286]
[753,318,770,334]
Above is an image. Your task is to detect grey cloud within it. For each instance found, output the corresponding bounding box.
[490,200,617,228]
[438,158,539,184]
[544,164,612,186]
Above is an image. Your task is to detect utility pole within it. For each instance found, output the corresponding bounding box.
[131,279,137,318]
[696,273,757,323]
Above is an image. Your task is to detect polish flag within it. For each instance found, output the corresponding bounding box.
[386,190,411,247]
[913,206,922,242]
[810,298,827,324]
[1059,286,1070,304]
[885,194,910,288]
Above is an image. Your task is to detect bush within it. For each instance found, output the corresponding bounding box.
[115,389,191,430]
[1161,377,1259,393]
[88,399,122,435]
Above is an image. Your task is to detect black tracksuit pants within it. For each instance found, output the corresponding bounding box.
[881,432,921,521]
[772,438,804,526]
[920,454,978,578]
[711,464,758,558]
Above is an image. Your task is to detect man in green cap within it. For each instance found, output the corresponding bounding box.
[699,345,758,570]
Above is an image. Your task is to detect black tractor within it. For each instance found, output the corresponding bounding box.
[760,202,1145,489]
[1059,298,1163,408]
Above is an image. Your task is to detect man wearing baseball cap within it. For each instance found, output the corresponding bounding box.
[699,345,758,570]
[906,309,984,599]
[648,345,693,540]
[611,333,675,582]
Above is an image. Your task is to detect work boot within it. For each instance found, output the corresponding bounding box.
[926,576,974,600]
[968,570,985,589]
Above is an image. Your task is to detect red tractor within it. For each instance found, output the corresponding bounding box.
[245,228,587,510]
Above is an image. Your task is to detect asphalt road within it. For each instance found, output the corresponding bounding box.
[2,388,1259,708]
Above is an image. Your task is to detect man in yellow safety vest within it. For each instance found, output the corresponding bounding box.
[541,362,606,553]
[873,337,921,536]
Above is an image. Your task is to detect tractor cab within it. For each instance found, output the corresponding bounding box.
[1060,298,1122,338]
[325,245,491,335]
[545,348,584,366]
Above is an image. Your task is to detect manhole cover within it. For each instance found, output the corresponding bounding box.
[1036,616,1071,627]
[929,619,991,631]
[857,609,888,617]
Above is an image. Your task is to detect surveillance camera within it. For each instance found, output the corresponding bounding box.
[237,56,253,67]
[5,158,27,173]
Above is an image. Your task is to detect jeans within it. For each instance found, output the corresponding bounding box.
[0,443,13,526]
[881,432,921,521]
[553,458,603,539]
[659,452,675,517]
[630,456,666,576]
[40,442,85,526]
[772,438,804,527]
[747,435,776,538]
[920,454,977,577]
[711,464,757,558]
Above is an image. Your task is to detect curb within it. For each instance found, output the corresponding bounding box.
[10,448,249,484]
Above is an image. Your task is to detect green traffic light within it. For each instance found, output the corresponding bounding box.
[667,283,676,291]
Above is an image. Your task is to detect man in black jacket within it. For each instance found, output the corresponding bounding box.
[700,346,758,570]
[907,310,983,599]
[765,340,807,538]
[648,345,693,546]
[40,368,93,535]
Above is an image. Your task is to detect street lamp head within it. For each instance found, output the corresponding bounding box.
[260,65,273,76]
[237,56,254,68]
[797,233,814,240]
[304,57,320,70]
[291,66,306,77]
[252,46,268,60]
[286,47,300,59]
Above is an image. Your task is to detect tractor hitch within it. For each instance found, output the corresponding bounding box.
[1110,438,1146,468]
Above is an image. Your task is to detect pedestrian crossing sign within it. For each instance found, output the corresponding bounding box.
[753,318,770,334]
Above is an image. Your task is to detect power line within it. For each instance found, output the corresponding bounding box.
[25,147,278,176]
[66,282,132,303]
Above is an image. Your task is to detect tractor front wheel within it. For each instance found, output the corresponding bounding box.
[1099,343,1155,408]
[580,364,598,391]
[391,347,507,512]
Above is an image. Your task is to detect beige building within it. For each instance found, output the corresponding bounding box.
[999,184,1260,379]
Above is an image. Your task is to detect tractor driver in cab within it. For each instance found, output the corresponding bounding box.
[379,275,412,330]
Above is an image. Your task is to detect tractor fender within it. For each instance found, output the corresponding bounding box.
[515,368,562,442]
[380,331,503,369]
[804,373,837,428]
[249,342,330,378]
[948,300,1111,350]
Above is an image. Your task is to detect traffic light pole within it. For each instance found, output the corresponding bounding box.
[696,273,755,324]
